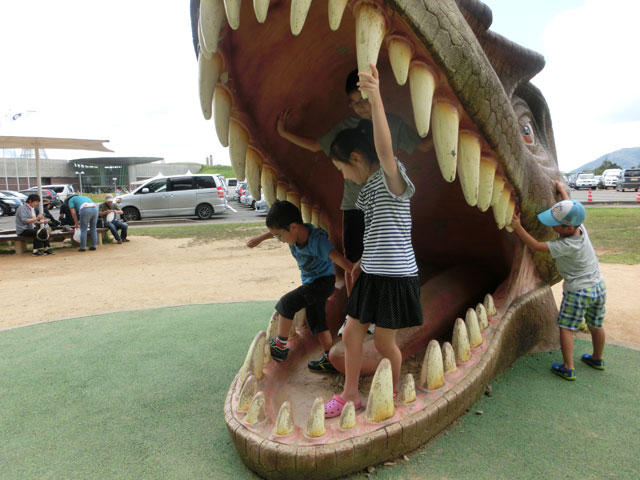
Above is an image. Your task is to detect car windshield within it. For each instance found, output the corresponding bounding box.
[578,174,594,179]
[625,170,640,177]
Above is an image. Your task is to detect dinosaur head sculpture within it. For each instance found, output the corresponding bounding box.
[190,1,562,477]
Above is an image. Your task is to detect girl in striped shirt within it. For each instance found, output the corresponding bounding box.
[324,64,423,418]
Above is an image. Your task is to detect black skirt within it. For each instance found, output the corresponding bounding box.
[345,272,423,329]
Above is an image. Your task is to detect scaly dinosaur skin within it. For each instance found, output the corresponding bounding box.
[190,1,562,477]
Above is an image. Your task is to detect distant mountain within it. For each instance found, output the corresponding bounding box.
[570,147,640,173]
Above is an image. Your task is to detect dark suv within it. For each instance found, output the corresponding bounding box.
[616,169,640,192]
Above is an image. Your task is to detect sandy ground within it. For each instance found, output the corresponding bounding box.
[2,236,639,347]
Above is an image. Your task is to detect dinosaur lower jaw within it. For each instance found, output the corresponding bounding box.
[196,1,552,477]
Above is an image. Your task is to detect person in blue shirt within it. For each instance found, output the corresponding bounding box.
[247,201,353,372]
[67,194,99,251]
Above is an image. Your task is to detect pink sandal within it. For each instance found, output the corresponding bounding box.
[324,394,362,418]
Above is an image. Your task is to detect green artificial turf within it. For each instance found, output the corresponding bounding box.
[1,304,638,480]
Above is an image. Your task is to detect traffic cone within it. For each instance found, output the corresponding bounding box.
[636,187,640,201]
[587,188,593,202]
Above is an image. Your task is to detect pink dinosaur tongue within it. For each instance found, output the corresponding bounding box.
[328,264,496,376]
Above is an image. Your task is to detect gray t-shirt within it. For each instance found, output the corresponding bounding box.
[15,203,35,235]
[317,114,422,210]
[546,226,603,292]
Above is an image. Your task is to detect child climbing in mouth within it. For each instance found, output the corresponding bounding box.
[324,64,423,418]
[247,200,353,372]
[277,69,430,335]
[509,181,606,381]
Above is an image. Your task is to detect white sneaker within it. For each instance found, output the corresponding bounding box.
[367,323,375,334]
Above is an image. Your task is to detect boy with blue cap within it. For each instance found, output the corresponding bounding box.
[509,181,606,381]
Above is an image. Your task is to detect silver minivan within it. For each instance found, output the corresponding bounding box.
[115,174,227,221]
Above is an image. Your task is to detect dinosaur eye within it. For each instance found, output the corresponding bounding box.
[521,122,535,145]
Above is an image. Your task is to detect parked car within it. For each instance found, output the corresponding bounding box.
[42,184,75,202]
[574,173,598,190]
[234,181,248,202]
[254,198,269,214]
[20,188,62,208]
[567,174,578,189]
[599,168,622,189]
[616,168,640,192]
[226,177,238,200]
[0,192,21,216]
[0,190,27,203]
[115,174,227,221]
[241,190,254,207]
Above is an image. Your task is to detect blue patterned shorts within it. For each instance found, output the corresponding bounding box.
[557,281,606,330]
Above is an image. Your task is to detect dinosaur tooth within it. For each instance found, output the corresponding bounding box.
[229,120,249,182]
[452,318,471,364]
[213,85,232,147]
[273,401,295,436]
[253,0,270,23]
[239,330,266,381]
[338,400,356,430]
[197,19,211,60]
[276,181,287,201]
[245,391,267,424]
[328,0,348,31]
[504,194,516,232]
[286,191,301,211]
[300,199,312,223]
[457,130,481,207]
[223,0,241,30]
[432,99,460,182]
[311,207,320,226]
[365,358,394,423]
[290,0,312,36]
[442,341,457,374]
[245,147,263,200]
[419,339,444,390]
[355,1,386,99]
[387,35,414,86]
[199,0,226,55]
[477,154,497,212]
[198,52,222,120]
[484,293,497,316]
[236,373,257,413]
[264,311,278,364]
[493,186,510,229]
[397,373,416,404]
[465,308,483,348]
[305,397,326,438]
[408,61,437,137]
[490,175,505,207]
[260,165,277,206]
[475,303,488,330]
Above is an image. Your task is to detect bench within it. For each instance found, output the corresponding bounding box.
[0,228,110,254]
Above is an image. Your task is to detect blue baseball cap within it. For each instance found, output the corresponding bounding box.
[537,199,585,227]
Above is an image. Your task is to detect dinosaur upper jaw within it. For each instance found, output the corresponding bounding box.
[193,0,561,478]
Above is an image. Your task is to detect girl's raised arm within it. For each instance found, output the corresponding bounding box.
[358,64,407,196]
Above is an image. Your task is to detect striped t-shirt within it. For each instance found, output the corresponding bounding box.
[356,159,418,276]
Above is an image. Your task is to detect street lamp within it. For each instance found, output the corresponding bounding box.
[112,177,117,193]
[75,170,85,193]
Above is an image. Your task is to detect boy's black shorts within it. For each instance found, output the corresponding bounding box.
[275,275,336,335]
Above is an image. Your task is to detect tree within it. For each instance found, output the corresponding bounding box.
[593,159,622,175]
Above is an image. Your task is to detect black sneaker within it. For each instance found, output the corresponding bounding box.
[308,353,338,373]
[32,250,45,256]
[44,249,55,255]
[269,339,289,362]
[89,246,97,251]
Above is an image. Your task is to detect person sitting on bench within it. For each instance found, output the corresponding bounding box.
[16,194,53,256]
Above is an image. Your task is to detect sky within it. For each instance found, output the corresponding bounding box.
[1,0,639,173]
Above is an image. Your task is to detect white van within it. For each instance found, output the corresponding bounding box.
[42,184,75,202]
[599,169,622,189]
[115,174,227,221]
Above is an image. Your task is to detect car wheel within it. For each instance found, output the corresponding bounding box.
[251,200,256,209]
[122,207,140,222]
[0,205,4,216]
[196,203,213,220]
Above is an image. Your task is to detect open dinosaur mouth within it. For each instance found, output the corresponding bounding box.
[192,0,557,478]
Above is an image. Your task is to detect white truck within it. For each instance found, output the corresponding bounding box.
[599,169,622,189]
[574,173,598,190]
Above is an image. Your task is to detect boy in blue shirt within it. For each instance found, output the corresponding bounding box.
[247,201,353,372]
[510,181,606,381]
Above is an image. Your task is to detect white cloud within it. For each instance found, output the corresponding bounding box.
[533,0,640,171]
[0,0,229,165]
